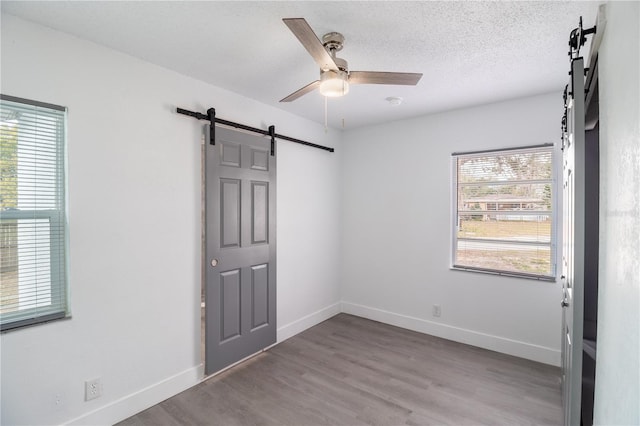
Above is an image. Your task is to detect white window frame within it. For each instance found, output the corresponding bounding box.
[0,94,69,331]
[450,144,557,281]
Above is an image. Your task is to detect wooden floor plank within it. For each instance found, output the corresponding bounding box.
[118,314,562,426]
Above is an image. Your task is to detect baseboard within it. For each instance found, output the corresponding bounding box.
[64,364,204,426]
[277,301,341,343]
[341,301,560,366]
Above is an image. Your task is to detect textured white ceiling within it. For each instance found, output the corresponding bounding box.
[1,1,600,129]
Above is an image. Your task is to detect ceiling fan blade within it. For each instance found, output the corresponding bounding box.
[280,80,321,102]
[283,18,338,72]
[349,71,423,86]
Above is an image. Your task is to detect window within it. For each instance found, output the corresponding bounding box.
[451,144,555,280]
[1,95,68,331]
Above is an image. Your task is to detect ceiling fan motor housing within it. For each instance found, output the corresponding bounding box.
[333,57,349,72]
[322,32,349,73]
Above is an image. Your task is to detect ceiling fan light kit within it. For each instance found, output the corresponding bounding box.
[281,18,423,102]
[319,70,349,97]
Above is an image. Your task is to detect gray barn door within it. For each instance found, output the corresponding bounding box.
[561,57,585,426]
[205,126,276,375]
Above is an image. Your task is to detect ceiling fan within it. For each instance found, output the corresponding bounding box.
[280,18,423,102]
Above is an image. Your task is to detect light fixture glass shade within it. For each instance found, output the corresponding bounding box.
[319,70,349,97]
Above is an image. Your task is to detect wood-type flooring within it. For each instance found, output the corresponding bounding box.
[118,314,562,425]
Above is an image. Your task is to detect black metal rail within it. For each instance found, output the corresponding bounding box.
[176,107,334,154]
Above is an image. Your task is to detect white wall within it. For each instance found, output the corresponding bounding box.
[0,15,342,425]
[594,2,640,424]
[341,93,563,365]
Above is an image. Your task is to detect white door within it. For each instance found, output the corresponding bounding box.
[561,57,585,426]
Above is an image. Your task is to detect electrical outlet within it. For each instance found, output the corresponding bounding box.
[432,304,441,318]
[85,378,103,401]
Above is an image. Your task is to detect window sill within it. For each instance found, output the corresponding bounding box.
[450,265,557,282]
[1,313,71,333]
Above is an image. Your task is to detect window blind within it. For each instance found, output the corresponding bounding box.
[0,95,68,331]
[452,145,556,280]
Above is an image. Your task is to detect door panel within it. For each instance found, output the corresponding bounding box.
[220,142,241,167]
[562,57,585,426]
[251,264,269,329]
[250,149,269,171]
[220,179,241,248]
[220,269,241,342]
[251,182,269,244]
[205,126,276,375]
